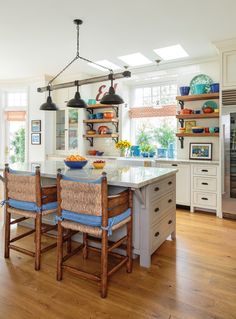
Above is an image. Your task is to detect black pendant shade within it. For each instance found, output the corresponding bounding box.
[67,89,87,108]
[100,85,124,105]
[40,93,58,111]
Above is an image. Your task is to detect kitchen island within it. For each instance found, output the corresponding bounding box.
[0,161,177,268]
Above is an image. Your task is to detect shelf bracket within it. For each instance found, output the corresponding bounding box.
[86,109,93,115]
[178,118,184,128]
[178,100,184,110]
[112,136,119,144]
[86,137,94,147]
[178,136,184,149]
[111,121,119,132]
[112,106,119,118]
[86,123,94,130]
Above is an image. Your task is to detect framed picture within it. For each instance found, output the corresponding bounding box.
[189,143,212,160]
[31,133,41,145]
[185,120,196,133]
[31,120,41,132]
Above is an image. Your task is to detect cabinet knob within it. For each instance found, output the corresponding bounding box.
[168,181,172,185]
[154,207,159,212]
[201,197,208,200]
[171,164,178,167]
[168,220,172,225]
[154,231,160,237]
[168,199,172,203]
[154,187,159,192]
[201,169,208,172]
[202,182,208,185]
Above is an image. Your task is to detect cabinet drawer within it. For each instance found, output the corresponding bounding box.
[151,211,175,252]
[149,176,175,201]
[151,192,175,224]
[193,191,217,207]
[193,176,217,192]
[193,165,217,176]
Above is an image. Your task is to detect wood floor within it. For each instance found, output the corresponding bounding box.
[0,209,236,319]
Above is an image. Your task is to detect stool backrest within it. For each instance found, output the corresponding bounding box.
[57,171,107,217]
[4,164,42,205]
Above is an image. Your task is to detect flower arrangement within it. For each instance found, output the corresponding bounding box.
[115,140,132,156]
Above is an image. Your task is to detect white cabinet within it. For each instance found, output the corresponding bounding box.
[156,162,190,206]
[222,50,236,89]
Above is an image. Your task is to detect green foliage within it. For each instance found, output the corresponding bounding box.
[153,123,175,149]
[136,129,151,146]
[139,143,155,153]
[10,128,25,163]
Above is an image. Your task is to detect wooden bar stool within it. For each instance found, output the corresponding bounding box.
[3,164,58,270]
[56,169,133,298]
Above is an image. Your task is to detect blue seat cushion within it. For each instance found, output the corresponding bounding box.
[61,208,131,228]
[9,199,58,212]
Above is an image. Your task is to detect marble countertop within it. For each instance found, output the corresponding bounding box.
[0,161,178,189]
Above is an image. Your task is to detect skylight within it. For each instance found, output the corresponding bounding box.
[118,53,152,66]
[88,60,121,71]
[153,44,188,61]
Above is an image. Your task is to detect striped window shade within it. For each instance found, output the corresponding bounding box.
[129,105,176,118]
[5,111,26,121]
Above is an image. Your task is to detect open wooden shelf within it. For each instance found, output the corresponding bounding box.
[176,133,219,137]
[83,133,119,138]
[176,93,219,102]
[87,104,118,109]
[83,118,119,124]
[176,113,219,119]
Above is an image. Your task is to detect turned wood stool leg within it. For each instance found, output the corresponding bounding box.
[4,211,11,258]
[66,229,72,254]
[101,230,108,298]
[126,219,133,273]
[83,233,88,259]
[57,221,63,281]
[35,214,42,271]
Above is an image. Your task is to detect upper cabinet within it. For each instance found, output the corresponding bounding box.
[214,38,236,90]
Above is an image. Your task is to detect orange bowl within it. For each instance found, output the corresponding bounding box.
[92,162,106,169]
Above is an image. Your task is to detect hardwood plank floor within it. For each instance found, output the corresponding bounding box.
[0,209,235,319]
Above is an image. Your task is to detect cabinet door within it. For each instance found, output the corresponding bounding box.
[56,110,66,151]
[68,109,79,151]
[158,163,190,206]
[222,50,236,89]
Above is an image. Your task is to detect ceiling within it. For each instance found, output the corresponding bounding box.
[0,0,236,80]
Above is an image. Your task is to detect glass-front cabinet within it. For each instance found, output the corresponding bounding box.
[55,109,79,152]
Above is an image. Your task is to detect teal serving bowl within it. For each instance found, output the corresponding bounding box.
[64,160,88,169]
[194,84,207,94]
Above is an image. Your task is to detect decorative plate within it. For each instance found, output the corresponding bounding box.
[190,74,213,94]
[202,100,218,110]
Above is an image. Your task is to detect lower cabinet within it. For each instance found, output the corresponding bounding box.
[156,162,190,206]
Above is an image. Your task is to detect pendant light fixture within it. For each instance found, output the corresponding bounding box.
[100,73,124,105]
[67,81,87,108]
[39,19,127,110]
[40,87,58,111]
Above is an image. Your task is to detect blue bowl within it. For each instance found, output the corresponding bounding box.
[95,113,103,119]
[88,114,96,119]
[96,151,104,156]
[192,128,204,133]
[179,86,190,96]
[64,160,88,169]
[210,83,219,93]
[194,84,207,94]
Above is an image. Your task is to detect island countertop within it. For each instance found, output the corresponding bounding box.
[0,161,177,189]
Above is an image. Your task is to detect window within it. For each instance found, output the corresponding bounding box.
[130,82,177,158]
[5,91,28,108]
[133,83,177,107]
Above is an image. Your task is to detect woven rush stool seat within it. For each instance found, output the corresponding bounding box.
[3,164,59,270]
[56,170,133,298]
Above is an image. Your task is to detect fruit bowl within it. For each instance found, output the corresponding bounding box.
[92,160,106,169]
[192,126,204,133]
[64,160,88,169]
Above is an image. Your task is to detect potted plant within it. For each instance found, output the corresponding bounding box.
[115,140,132,157]
[140,143,156,157]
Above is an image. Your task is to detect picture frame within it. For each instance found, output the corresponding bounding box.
[31,133,41,145]
[189,143,212,160]
[31,120,41,132]
[184,120,196,133]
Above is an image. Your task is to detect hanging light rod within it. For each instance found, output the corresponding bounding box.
[38,19,131,107]
[37,70,131,93]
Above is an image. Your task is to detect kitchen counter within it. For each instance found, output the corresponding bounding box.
[0,161,177,268]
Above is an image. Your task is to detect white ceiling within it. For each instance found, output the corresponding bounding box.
[0,0,236,80]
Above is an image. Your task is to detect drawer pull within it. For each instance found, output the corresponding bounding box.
[154,231,160,237]
[201,197,208,200]
[154,187,159,192]
[168,220,172,225]
[168,181,172,185]
[201,169,208,172]
[154,207,159,212]
[171,164,178,167]
[202,182,208,185]
[168,199,172,203]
